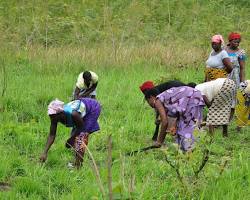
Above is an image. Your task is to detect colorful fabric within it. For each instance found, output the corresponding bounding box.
[139,81,155,93]
[76,71,98,90]
[157,86,205,151]
[240,81,248,91]
[74,132,89,152]
[236,91,250,127]
[48,99,64,115]
[228,32,241,41]
[240,80,250,95]
[64,98,101,133]
[226,48,246,88]
[205,68,228,81]
[206,79,236,125]
[212,34,225,45]
[176,134,194,152]
[64,100,86,127]
[206,50,229,69]
[166,116,177,135]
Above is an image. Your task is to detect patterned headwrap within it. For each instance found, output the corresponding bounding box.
[245,81,250,94]
[228,32,241,41]
[139,81,155,93]
[48,99,64,115]
[239,80,250,106]
[211,34,225,46]
[240,81,250,93]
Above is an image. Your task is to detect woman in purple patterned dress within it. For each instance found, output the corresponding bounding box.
[144,86,205,152]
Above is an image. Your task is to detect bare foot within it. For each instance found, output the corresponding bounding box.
[236,126,242,133]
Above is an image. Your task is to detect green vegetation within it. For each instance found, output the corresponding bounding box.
[1,0,250,47]
[0,0,250,199]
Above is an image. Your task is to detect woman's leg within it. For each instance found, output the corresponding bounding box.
[230,108,235,121]
[222,125,228,137]
[236,126,242,133]
[208,125,214,135]
[74,133,89,169]
[75,151,84,169]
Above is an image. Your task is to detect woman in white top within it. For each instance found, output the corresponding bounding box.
[195,78,236,137]
[205,35,232,82]
[73,71,98,100]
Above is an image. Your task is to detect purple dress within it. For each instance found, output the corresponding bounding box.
[64,98,101,134]
[157,86,205,151]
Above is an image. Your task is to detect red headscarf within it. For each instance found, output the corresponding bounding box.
[228,32,241,41]
[139,81,155,93]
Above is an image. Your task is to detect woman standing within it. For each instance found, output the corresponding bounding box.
[225,32,246,88]
[144,86,205,151]
[205,35,233,82]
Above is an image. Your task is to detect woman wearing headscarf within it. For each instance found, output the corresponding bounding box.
[205,35,233,82]
[144,86,205,152]
[195,78,236,137]
[235,80,250,132]
[139,80,187,95]
[40,98,101,168]
[225,32,246,88]
[139,80,188,140]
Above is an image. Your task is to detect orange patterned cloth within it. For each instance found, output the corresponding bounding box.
[75,133,89,152]
[166,116,177,136]
[205,68,228,81]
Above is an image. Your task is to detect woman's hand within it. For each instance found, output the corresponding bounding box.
[153,141,162,147]
[39,153,47,163]
[222,58,233,73]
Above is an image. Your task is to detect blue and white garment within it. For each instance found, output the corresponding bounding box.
[227,49,247,87]
[63,100,86,127]
[63,98,101,134]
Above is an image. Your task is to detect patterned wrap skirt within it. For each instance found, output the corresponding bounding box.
[157,86,205,152]
[205,68,228,82]
[207,79,236,125]
[75,132,89,152]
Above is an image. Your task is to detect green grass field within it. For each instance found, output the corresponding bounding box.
[0,48,249,199]
[1,0,250,199]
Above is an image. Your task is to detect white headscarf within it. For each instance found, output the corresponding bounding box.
[48,99,64,115]
[244,80,250,94]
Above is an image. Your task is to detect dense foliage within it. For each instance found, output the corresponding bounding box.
[0,0,250,47]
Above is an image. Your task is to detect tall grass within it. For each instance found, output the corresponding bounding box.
[0,45,249,199]
[1,0,250,47]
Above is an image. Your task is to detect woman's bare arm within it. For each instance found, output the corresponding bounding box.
[154,99,168,145]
